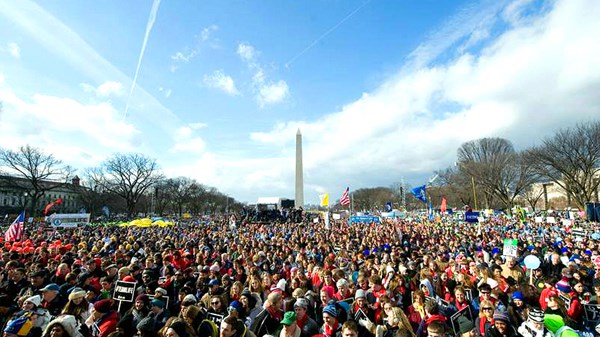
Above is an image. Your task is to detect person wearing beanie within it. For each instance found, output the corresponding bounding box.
[487,311,517,337]
[62,287,93,326]
[545,286,583,330]
[293,298,319,337]
[91,299,119,337]
[506,291,529,329]
[351,288,375,332]
[240,290,262,329]
[41,315,83,337]
[227,300,245,320]
[149,299,169,331]
[319,302,341,337]
[543,314,579,337]
[517,308,553,337]
[118,294,152,337]
[333,279,352,302]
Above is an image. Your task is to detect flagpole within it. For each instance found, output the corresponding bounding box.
[20,208,26,243]
[350,194,354,215]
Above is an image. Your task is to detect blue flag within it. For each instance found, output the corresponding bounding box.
[411,185,427,203]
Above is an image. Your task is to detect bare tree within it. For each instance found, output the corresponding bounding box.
[519,185,545,211]
[161,177,199,216]
[89,153,163,217]
[457,138,536,208]
[0,145,74,216]
[528,122,600,209]
[349,187,396,211]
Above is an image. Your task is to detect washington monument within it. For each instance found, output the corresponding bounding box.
[295,128,304,207]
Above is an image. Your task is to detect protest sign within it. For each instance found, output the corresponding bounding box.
[113,281,136,302]
[503,239,518,257]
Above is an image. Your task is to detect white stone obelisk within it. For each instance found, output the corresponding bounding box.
[295,128,304,208]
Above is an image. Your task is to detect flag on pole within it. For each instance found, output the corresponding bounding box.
[428,202,434,221]
[440,197,447,213]
[43,198,64,216]
[411,185,427,203]
[340,187,350,206]
[319,194,329,207]
[5,211,25,242]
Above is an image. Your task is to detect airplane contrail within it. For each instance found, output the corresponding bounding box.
[124,0,161,118]
[285,0,371,68]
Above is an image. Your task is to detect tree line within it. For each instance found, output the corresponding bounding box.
[328,121,600,212]
[0,148,242,218]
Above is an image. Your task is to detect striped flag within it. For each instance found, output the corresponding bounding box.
[5,211,25,242]
[340,187,350,206]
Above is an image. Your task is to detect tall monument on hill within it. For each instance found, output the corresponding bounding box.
[295,129,304,208]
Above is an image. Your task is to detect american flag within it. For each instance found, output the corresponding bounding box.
[340,187,350,206]
[4,211,25,242]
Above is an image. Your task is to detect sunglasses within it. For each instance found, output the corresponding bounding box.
[482,307,493,311]
[211,301,220,305]
[480,292,490,295]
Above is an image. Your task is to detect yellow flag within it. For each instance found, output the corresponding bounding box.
[319,193,329,207]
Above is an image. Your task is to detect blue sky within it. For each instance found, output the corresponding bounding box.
[0,0,599,204]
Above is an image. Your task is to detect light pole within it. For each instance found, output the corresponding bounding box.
[22,192,29,215]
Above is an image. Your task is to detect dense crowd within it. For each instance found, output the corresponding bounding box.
[1,213,598,337]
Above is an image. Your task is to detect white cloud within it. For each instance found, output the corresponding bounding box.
[170,123,208,154]
[237,42,256,63]
[237,42,289,107]
[7,42,20,58]
[257,80,289,107]
[158,87,172,98]
[0,85,140,167]
[201,25,218,41]
[244,0,600,202]
[80,81,124,97]
[96,81,123,97]
[170,25,220,69]
[203,70,239,96]
[170,137,206,154]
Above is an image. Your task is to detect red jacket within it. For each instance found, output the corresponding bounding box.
[96,311,119,337]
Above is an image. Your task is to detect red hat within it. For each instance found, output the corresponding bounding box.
[123,276,135,282]
[93,299,113,313]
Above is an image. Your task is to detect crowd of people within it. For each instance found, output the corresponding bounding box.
[1,212,598,337]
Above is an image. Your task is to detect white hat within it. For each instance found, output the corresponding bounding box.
[355,289,366,299]
[336,279,349,289]
[276,279,287,291]
[25,295,42,307]
[155,287,167,296]
[386,266,395,274]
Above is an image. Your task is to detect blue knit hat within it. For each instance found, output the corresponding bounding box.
[555,277,572,293]
[511,291,524,301]
[323,302,337,318]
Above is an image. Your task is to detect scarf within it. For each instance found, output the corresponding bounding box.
[480,317,494,336]
[324,320,339,337]
[296,314,309,329]
[267,306,282,321]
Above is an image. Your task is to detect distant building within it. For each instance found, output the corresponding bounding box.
[0,175,84,215]
[525,174,600,210]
